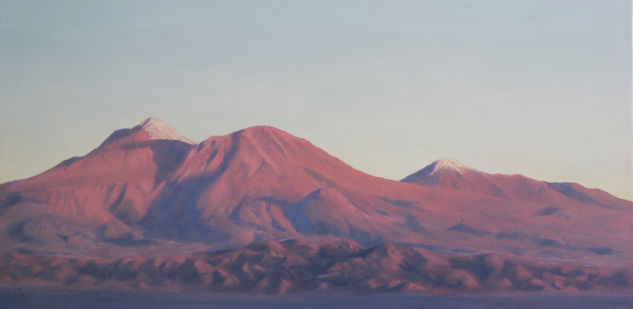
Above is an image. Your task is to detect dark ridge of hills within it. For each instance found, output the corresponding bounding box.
[2,240,631,294]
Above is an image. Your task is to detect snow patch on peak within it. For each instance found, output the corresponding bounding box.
[136,118,195,144]
[431,158,468,175]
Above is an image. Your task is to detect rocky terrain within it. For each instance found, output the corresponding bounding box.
[2,240,631,294]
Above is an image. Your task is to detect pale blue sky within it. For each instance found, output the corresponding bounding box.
[1,0,631,199]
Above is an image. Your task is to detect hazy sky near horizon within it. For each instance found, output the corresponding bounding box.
[1,0,631,199]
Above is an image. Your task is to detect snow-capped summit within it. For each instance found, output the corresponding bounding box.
[136,117,195,144]
[400,157,474,188]
[97,117,195,150]
[430,158,468,175]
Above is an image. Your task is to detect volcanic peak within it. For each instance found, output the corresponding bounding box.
[136,117,195,144]
[429,158,468,175]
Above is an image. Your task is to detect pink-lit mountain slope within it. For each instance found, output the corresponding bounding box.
[0,119,631,267]
[402,158,631,209]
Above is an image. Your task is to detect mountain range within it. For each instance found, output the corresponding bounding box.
[1,118,631,293]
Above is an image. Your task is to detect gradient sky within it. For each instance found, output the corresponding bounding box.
[1,0,631,199]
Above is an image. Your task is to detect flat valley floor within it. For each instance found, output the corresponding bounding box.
[1,289,632,309]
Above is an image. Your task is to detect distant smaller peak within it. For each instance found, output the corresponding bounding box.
[401,158,475,183]
[431,158,468,175]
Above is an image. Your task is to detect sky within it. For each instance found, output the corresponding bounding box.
[0,0,631,199]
